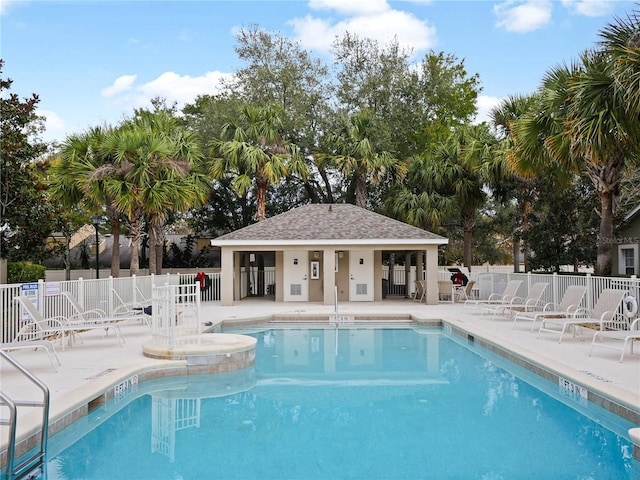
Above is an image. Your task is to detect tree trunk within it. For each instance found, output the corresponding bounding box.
[155,241,164,275]
[128,215,143,276]
[461,209,475,270]
[148,227,157,276]
[596,190,614,276]
[130,238,140,276]
[110,216,121,278]
[255,176,268,222]
[513,239,521,273]
[355,172,367,208]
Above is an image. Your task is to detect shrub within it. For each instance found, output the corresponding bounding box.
[7,262,46,284]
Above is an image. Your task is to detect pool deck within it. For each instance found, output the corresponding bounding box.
[2,298,639,464]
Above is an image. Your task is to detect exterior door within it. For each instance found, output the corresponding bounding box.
[283,250,309,301]
[349,249,374,301]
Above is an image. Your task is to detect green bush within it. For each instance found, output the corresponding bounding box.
[7,262,46,284]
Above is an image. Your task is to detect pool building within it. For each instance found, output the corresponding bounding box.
[211,203,448,306]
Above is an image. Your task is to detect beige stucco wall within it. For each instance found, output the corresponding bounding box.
[217,243,445,306]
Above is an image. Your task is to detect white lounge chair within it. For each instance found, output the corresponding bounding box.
[413,280,426,303]
[61,291,149,328]
[589,317,640,363]
[14,296,124,350]
[463,280,523,312]
[453,280,476,303]
[486,282,548,320]
[0,337,61,372]
[513,285,587,331]
[537,289,628,343]
[112,288,151,316]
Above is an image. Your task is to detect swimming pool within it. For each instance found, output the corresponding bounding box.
[22,326,640,479]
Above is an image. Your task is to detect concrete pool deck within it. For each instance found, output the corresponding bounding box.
[1,298,639,466]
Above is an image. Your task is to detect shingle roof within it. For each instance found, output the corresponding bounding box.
[212,204,447,245]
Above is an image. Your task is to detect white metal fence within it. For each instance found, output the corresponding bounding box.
[151,283,201,349]
[1,269,637,343]
[0,272,221,343]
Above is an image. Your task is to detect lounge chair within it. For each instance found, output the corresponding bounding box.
[513,285,587,331]
[589,317,640,363]
[112,288,151,316]
[537,289,628,343]
[0,337,60,372]
[14,296,124,350]
[61,291,149,328]
[413,280,426,303]
[486,282,548,320]
[463,280,523,312]
[453,280,476,303]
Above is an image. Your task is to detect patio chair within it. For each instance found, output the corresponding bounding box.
[112,288,151,316]
[486,282,548,320]
[537,289,628,343]
[61,291,149,328]
[14,296,124,350]
[413,280,426,303]
[462,280,523,312]
[453,280,476,303]
[1,336,61,372]
[589,316,640,363]
[513,285,587,331]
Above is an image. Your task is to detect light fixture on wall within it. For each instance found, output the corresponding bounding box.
[338,251,344,258]
[313,251,319,259]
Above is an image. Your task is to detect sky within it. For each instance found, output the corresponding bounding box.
[1,0,637,144]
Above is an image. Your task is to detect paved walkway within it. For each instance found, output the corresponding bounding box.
[2,298,639,460]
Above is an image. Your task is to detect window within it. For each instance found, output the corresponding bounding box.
[618,244,638,275]
[623,249,634,275]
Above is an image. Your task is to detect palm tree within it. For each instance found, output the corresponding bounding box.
[127,110,210,274]
[324,111,406,208]
[390,125,492,269]
[51,126,124,277]
[489,94,542,272]
[101,112,210,276]
[512,47,639,275]
[212,104,308,222]
[599,10,640,116]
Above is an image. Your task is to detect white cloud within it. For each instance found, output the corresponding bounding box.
[37,109,65,137]
[560,0,613,17]
[0,0,24,16]
[494,1,553,33]
[308,0,391,16]
[101,70,232,112]
[290,9,437,55]
[101,75,137,97]
[138,71,230,105]
[473,95,503,125]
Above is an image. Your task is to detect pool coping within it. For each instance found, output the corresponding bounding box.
[2,312,639,469]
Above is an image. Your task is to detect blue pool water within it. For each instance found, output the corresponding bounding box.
[22,327,640,479]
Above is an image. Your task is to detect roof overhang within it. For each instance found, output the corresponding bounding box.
[211,238,448,248]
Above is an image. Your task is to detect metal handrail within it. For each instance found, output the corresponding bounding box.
[0,350,50,480]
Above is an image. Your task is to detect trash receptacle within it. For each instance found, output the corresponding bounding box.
[382,278,388,299]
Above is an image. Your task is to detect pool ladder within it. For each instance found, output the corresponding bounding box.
[0,350,50,480]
